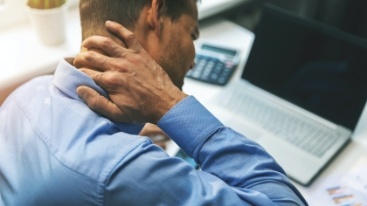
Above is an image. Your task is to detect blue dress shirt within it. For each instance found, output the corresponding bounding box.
[0,59,307,205]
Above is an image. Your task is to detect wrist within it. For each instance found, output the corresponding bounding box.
[152,88,188,124]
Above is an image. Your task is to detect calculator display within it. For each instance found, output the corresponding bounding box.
[201,44,237,57]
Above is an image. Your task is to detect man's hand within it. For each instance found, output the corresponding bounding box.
[75,21,187,124]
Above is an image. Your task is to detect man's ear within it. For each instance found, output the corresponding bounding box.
[148,0,167,36]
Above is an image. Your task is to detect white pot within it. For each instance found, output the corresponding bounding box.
[25,2,69,46]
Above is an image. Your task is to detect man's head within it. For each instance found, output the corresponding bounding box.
[79,0,199,89]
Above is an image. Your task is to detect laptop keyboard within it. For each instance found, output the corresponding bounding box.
[213,87,338,157]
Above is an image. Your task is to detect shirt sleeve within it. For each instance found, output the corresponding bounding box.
[104,96,308,206]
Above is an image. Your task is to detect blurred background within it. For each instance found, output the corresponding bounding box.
[206,0,367,41]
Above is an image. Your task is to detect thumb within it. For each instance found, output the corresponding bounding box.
[77,86,127,122]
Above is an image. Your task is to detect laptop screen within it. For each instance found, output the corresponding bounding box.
[242,4,367,131]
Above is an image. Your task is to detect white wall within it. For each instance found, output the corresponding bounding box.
[0,0,79,30]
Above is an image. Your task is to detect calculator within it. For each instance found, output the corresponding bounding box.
[186,43,241,85]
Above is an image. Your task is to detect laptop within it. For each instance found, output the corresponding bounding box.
[207,4,367,186]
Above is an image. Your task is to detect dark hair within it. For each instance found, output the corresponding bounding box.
[79,0,197,40]
[165,0,197,21]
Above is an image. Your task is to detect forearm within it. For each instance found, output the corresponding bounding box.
[158,96,307,205]
[74,22,307,204]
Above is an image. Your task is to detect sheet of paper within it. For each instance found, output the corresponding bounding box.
[322,157,367,206]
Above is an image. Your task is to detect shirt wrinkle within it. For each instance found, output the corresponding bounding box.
[13,91,108,185]
[0,59,307,206]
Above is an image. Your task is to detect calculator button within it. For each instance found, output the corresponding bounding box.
[207,62,215,67]
[222,68,231,74]
[192,71,201,78]
[203,67,212,75]
[186,54,237,86]
[218,77,227,84]
[198,60,207,66]
[215,64,224,71]
[210,73,219,81]
[201,74,210,81]
[225,61,234,66]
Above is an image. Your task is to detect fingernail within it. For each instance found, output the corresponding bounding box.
[77,87,87,101]
[106,20,112,26]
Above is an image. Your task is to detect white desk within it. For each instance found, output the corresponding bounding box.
[182,19,367,206]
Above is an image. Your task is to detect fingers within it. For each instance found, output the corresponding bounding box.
[81,20,141,56]
[77,86,127,122]
[74,52,128,73]
[81,35,124,57]
[74,51,109,71]
[105,21,141,51]
[79,68,126,92]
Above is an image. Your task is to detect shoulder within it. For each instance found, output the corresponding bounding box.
[51,114,152,183]
[5,75,52,102]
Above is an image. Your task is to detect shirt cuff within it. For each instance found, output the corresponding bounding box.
[158,96,223,157]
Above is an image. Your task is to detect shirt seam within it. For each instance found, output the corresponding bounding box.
[13,99,106,205]
[102,137,155,205]
[103,137,150,183]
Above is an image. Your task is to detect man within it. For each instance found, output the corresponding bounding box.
[0,0,307,205]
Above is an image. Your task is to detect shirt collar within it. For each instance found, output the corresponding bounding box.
[52,58,144,134]
[53,58,108,101]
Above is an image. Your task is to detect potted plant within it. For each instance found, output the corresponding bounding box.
[27,0,66,9]
[25,0,69,46]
